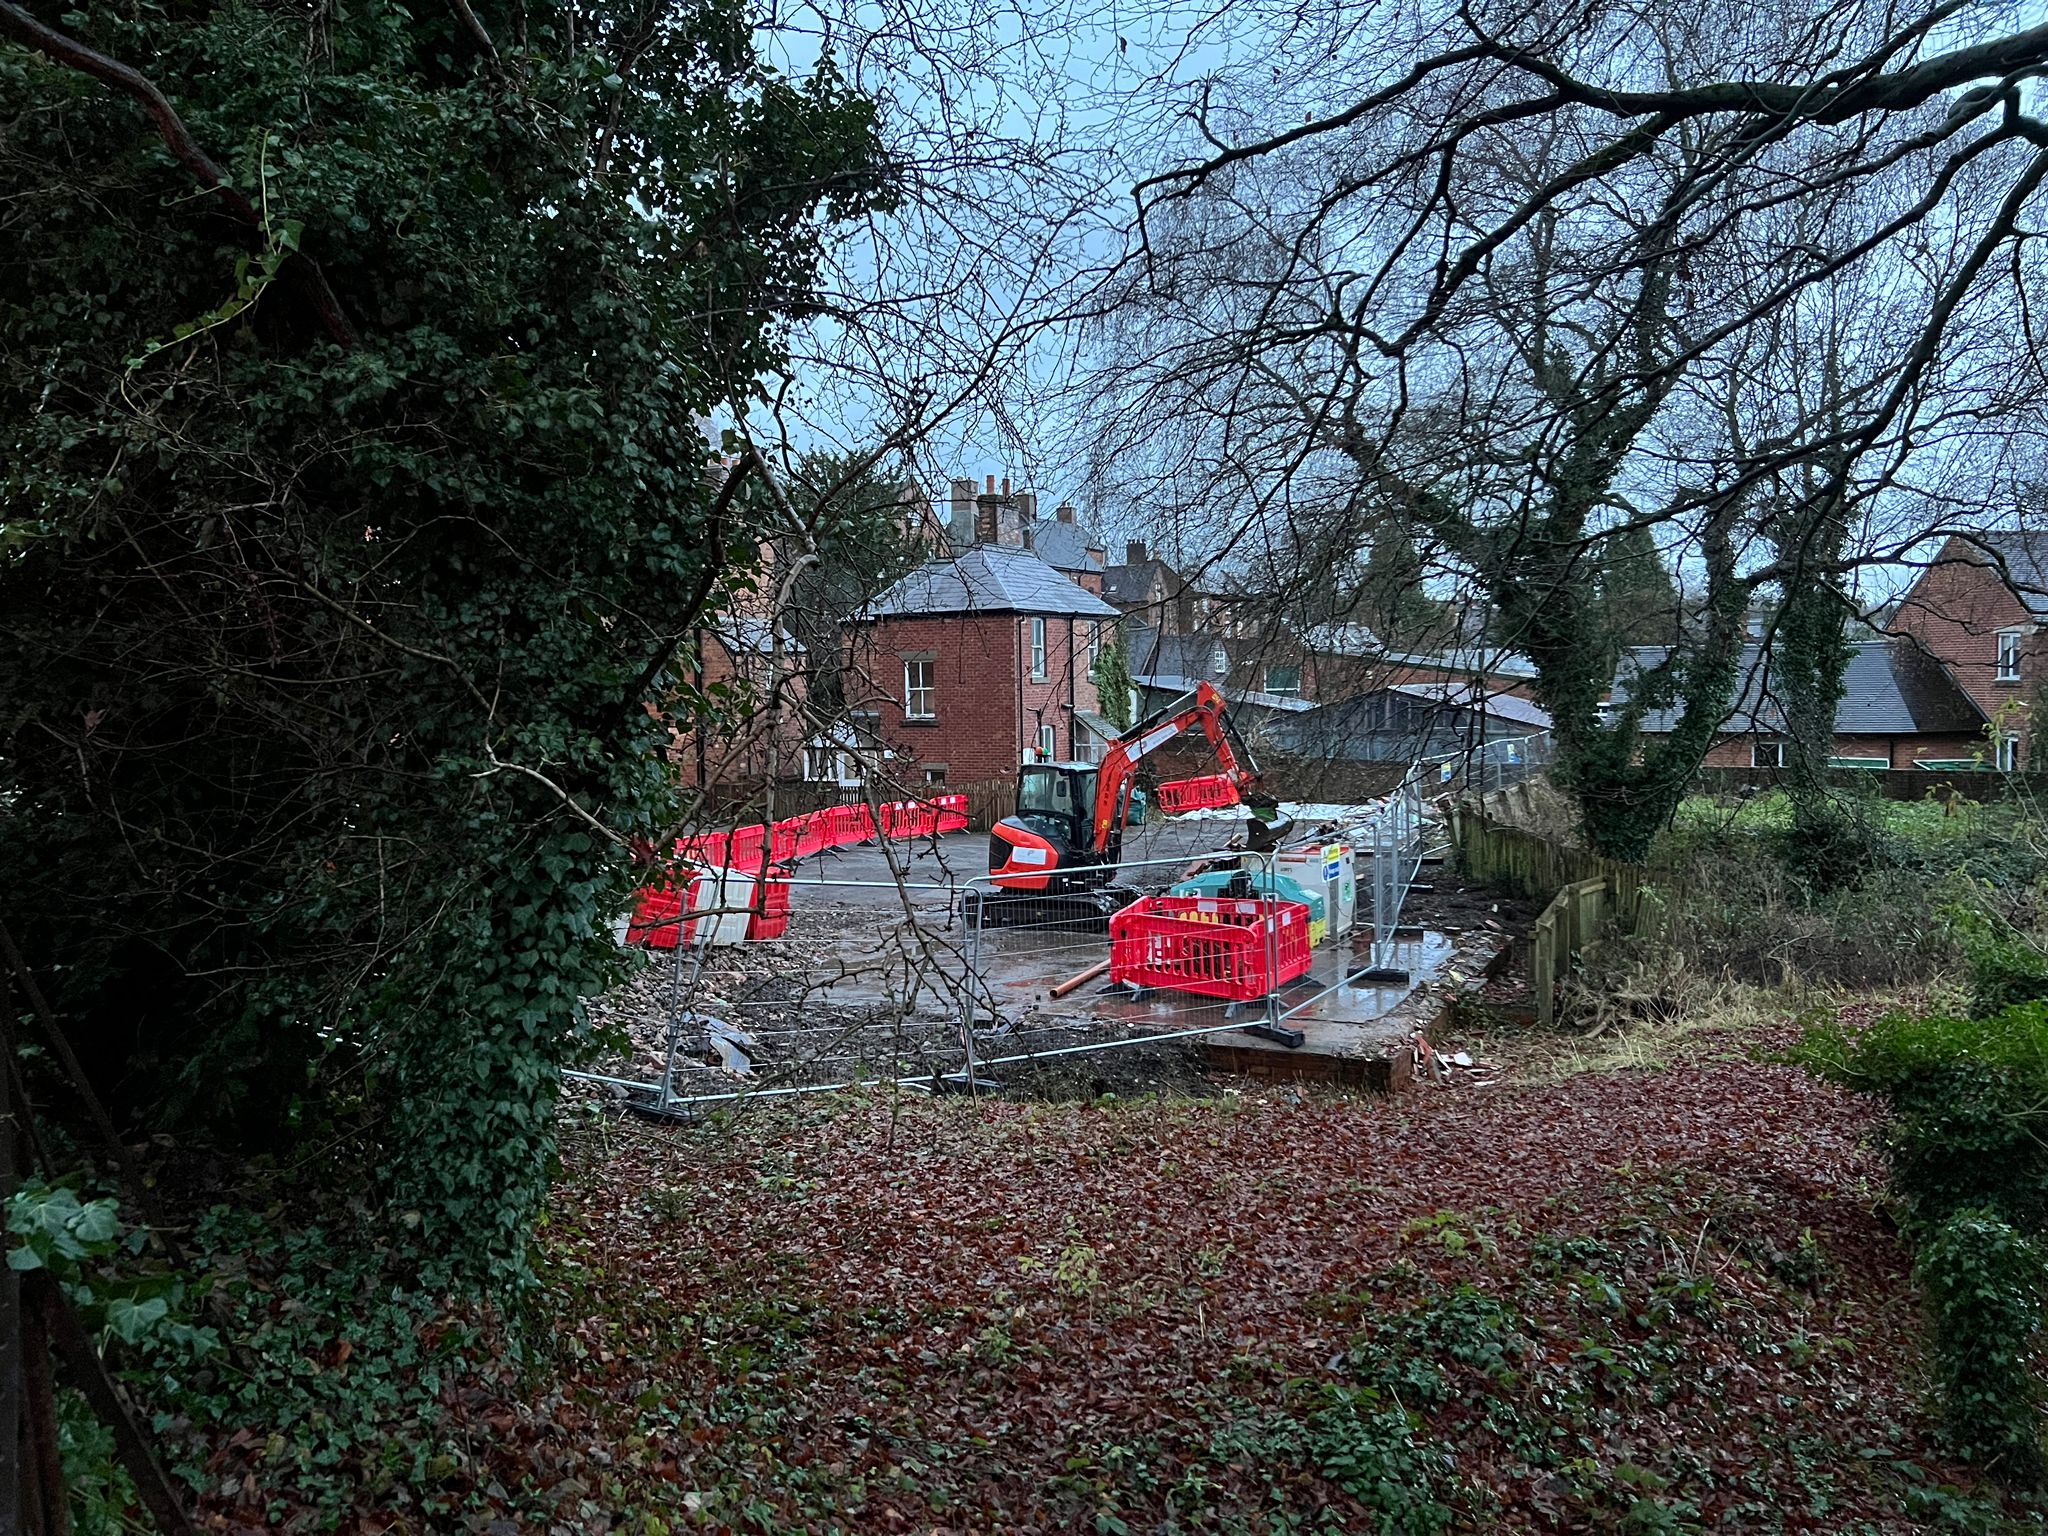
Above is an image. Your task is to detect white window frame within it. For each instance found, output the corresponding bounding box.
[1088,621,1102,669]
[904,658,936,720]
[1264,664,1302,698]
[1999,733,2019,772]
[1037,723,1056,762]
[1998,628,2024,683]
[1030,617,1048,680]
[1752,738,1787,769]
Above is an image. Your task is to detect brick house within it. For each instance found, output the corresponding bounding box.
[945,476,1108,594]
[1616,640,1985,769]
[843,543,1121,787]
[1125,624,1323,705]
[662,617,809,790]
[1888,532,2048,768]
[1102,540,1208,632]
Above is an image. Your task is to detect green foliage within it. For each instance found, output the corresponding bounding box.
[1768,793,1887,894]
[1945,906,2048,1018]
[139,1209,498,1523]
[1595,524,1681,648]
[1091,628,1135,729]
[783,451,930,710]
[0,2,891,1278]
[1916,1210,2047,1481]
[7,1180,219,1354]
[1796,1003,2048,1231]
[1796,1002,2048,1479]
[6,1183,217,1527]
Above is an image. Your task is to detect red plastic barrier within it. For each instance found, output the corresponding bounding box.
[834,803,875,845]
[626,875,701,949]
[935,793,969,832]
[1108,895,1311,1001]
[880,799,940,839]
[797,811,830,859]
[1156,773,1242,815]
[727,824,768,875]
[675,831,727,868]
[747,865,793,940]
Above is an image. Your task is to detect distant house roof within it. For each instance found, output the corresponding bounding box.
[1131,674,1315,713]
[860,544,1120,620]
[1618,640,1985,737]
[1102,557,1189,608]
[1026,517,1106,574]
[1302,621,1382,657]
[1380,645,1538,679]
[1126,627,1234,684]
[1382,681,1551,730]
[1969,531,2048,620]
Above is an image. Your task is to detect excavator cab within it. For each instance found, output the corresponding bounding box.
[990,762,1120,895]
[984,682,1251,916]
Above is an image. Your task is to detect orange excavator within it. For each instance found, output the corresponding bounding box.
[981,681,1276,918]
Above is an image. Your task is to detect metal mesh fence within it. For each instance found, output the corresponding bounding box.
[570,760,1445,1115]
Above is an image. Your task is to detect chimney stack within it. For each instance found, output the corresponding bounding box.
[1126,539,1147,564]
[1056,502,1076,524]
[1017,491,1037,522]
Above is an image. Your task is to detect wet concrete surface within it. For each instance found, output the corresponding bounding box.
[767,815,1458,1076]
[778,819,1259,913]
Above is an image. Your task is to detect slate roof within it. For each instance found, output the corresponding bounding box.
[1102,557,1184,607]
[1302,621,1383,657]
[1973,531,2048,620]
[1619,641,1985,736]
[1126,627,1235,684]
[861,544,1119,619]
[1382,681,1552,730]
[1026,518,1106,574]
[1131,675,1315,712]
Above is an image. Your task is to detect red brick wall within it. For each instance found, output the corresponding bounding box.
[663,631,809,790]
[1890,535,2036,760]
[844,613,1104,784]
[1691,731,1985,769]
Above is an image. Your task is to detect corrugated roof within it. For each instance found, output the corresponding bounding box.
[1618,641,1985,736]
[861,544,1120,619]
[1378,645,1538,678]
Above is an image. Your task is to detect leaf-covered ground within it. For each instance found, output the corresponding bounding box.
[187,1027,2039,1534]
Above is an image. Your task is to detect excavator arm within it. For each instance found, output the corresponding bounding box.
[1089,681,1259,853]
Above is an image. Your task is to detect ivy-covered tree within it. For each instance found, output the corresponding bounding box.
[1596,525,1683,649]
[0,0,891,1278]
[1091,629,1136,729]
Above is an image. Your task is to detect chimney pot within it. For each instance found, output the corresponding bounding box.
[1127,539,1147,564]
[1001,475,1011,497]
[986,474,995,494]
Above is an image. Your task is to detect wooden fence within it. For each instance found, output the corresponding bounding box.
[1447,796,1662,1025]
